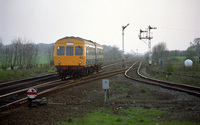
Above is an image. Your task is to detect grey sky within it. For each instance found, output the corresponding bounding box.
[0,0,199,53]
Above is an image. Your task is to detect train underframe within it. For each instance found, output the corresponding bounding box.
[56,64,102,80]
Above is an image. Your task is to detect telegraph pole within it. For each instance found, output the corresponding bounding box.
[122,23,130,67]
[138,25,156,66]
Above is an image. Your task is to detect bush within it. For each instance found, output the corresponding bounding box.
[166,62,174,73]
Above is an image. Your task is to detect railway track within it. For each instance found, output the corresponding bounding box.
[0,58,138,112]
[125,60,200,97]
[0,74,58,95]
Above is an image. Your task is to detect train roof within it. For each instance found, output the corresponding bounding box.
[58,36,93,43]
[57,36,102,47]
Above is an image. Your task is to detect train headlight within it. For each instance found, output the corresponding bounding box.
[79,61,82,65]
[58,61,61,65]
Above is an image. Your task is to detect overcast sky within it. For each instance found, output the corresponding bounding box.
[0,0,199,53]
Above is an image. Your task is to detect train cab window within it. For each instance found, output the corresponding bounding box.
[75,46,83,56]
[57,46,65,55]
[66,46,74,56]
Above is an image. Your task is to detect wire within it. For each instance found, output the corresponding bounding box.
[158,27,200,34]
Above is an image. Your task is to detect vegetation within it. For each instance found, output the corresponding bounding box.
[148,38,200,86]
[59,108,198,125]
[103,45,134,61]
[0,38,55,70]
[0,38,38,70]
[151,38,200,64]
[0,55,55,82]
[110,82,131,93]
[103,45,122,60]
[0,65,56,82]
[146,56,200,86]
[0,37,56,82]
[140,88,147,93]
[152,42,168,61]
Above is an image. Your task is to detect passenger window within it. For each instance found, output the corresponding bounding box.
[75,46,83,56]
[57,46,65,55]
[66,46,74,56]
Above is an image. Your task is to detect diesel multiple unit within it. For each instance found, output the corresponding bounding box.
[54,36,103,79]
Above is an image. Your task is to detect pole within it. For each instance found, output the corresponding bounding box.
[122,28,125,67]
[122,23,129,67]
[138,25,156,66]
[104,89,107,103]
[148,25,154,66]
[28,98,32,108]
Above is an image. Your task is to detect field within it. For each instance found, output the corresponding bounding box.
[146,56,200,87]
[0,56,55,82]
[37,55,49,65]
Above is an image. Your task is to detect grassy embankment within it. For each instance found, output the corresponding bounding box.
[0,56,56,82]
[146,56,200,87]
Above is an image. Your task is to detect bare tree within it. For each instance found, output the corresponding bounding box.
[1,45,13,70]
[103,45,122,60]
[11,38,23,69]
[0,38,40,70]
[24,42,38,69]
[46,43,54,66]
[152,42,168,61]
[18,40,24,68]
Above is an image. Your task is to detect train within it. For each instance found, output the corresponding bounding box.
[54,36,104,79]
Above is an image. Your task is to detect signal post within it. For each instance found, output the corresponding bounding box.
[138,25,156,65]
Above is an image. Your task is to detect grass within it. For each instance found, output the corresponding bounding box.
[148,56,200,86]
[0,55,55,82]
[37,55,49,65]
[0,66,56,82]
[59,108,198,125]
[0,55,49,68]
[110,82,131,93]
[140,88,147,93]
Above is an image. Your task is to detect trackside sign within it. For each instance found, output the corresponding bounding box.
[27,88,37,99]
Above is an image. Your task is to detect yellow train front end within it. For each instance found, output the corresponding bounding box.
[54,37,86,79]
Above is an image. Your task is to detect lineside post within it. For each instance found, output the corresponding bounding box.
[102,79,109,103]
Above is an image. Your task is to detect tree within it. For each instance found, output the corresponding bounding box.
[0,38,3,67]
[185,47,196,61]
[11,38,23,69]
[23,41,38,69]
[152,42,168,61]
[103,45,122,60]
[190,38,200,62]
[46,43,54,66]
[1,45,13,70]
[0,38,2,49]
[168,50,184,57]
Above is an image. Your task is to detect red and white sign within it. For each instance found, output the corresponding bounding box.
[27,88,37,99]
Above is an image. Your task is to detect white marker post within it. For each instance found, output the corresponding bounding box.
[102,79,109,103]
